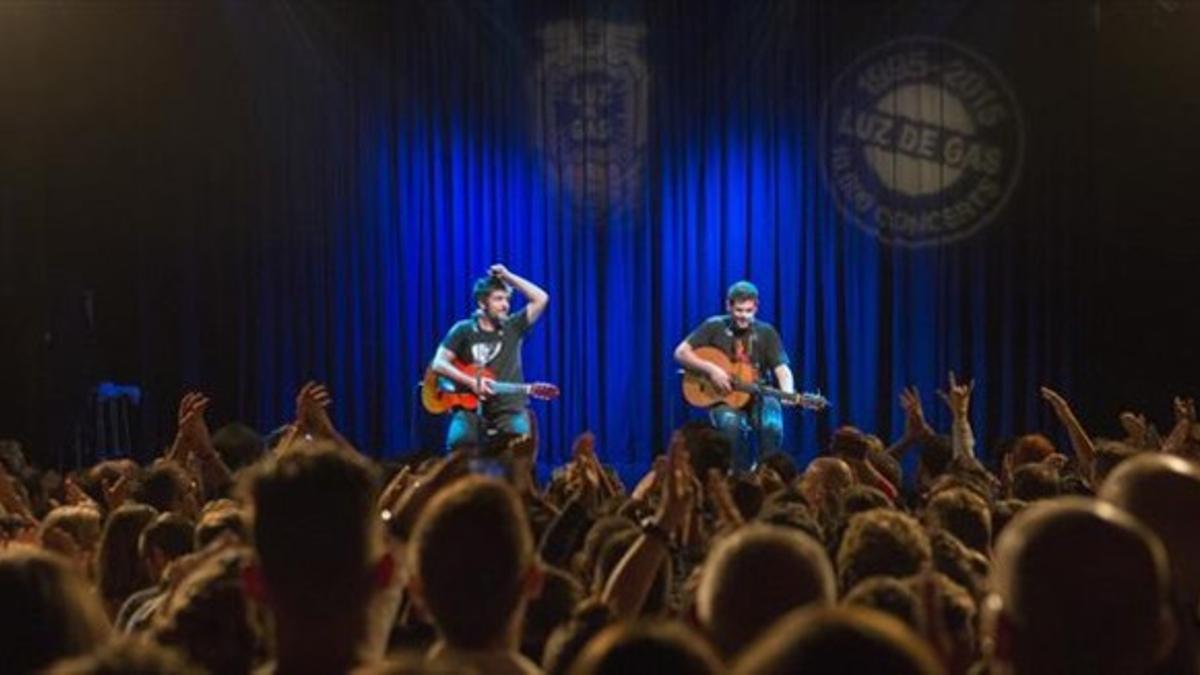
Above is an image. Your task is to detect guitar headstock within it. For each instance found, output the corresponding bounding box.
[793,391,830,411]
[528,382,561,401]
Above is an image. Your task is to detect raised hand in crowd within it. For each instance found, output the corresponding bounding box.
[888,385,937,459]
[385,451,470,542]
[901,386,936,441]
[1119,410,1152,447]
[1163,395,1198,456]
[939,371,976,459]
[274,381,351,454]
[1040,386,1097,475]
[572,431,619,501]
[0,461,33,520]
[166,392,232,499]
[708,468,746,533]
[602,432,695,619]
[937,371,974,420]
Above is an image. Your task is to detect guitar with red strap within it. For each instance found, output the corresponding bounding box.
[421,359,560,414]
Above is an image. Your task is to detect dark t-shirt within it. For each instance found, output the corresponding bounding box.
[685,315,789,384]
[441,308,533,413]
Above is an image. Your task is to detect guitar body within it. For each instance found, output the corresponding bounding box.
[681,345,830,412]
[422,361,492,414]
[682,346,757,409]
[422,359,561,415]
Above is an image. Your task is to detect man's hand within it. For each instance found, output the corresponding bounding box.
[295,381,339,438]
[1119,411,1151,446]
[707,468,745,532]
[707,366,733,395]
[900,386,934,440]
[489,263,511,279]
[387,452,470,541]
[167,391,220,466]
[937,371,974,419]
[1039,386,1071,415]
[469,377,496,400]
[654,432,696,535]
[1174,396,1196,426]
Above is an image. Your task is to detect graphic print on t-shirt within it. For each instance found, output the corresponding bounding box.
[471,341,503,366]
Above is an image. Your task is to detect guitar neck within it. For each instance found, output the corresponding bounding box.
[489,381,530,396]
[738,382,786,400]
[738,382,805,404]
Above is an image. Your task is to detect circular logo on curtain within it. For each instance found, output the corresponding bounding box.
[822,37,1024,246]
[534,20,648,215]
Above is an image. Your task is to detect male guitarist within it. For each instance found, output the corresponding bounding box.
[675,281,795,470]
[431,264,548,450]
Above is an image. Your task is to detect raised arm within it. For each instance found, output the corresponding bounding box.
[938,371,976,460]
[276,381,353,454]
[489,264,548,324]
[601,432,694,619]
[166,392,233,499]
[887,386,937,460]
[1039,387,1096,469]
[1162,396,1196,456]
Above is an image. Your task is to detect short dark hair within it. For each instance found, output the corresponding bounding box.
[520,564,582,664]
[733,606,942,675]
[139,512,195,561]
[679,421,733,477]
[841,485,892,516]
[136,462,191,513]
[726,280,759,304]
[572,621,722,675]
[212,423,265,472]
[411,476,535,649]
[843,576,920,630]
[1010,463,1060,501]
[730,473,766,520]
[923,487,991,555]
[836,510,932,593]
[473,275,509,305]
[246,442,380,615]
[542,600,615,675]
[698,524,835,656]
[194,506,248,549]
[761,452,799,484]
[757,501,825,546]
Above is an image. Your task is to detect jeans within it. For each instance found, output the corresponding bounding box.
[446,408,531,452]
[710,396,783,471]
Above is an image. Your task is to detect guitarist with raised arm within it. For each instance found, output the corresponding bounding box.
[429,264,551,451]
[675,281,798,471]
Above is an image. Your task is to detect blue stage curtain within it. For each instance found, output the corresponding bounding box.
[5,0,1126,477]
[190,0,1090,479]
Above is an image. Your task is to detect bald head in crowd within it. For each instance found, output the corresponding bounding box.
[697,524,835,658]
[799,457,855,518]
[1100,455,1200,675]
[986,497,1173,675]
[1100,454,1200,604]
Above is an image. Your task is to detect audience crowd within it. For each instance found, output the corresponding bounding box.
[2,377,1199,674]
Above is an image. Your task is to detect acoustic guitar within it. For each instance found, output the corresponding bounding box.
[681,346,829,411]
[421,359,560,414]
